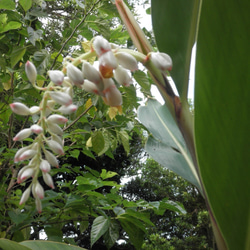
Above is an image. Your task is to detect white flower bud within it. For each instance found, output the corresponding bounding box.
[49,91,72,106]
[52,134,63,147]
[25,61,37,84]
[32,181,44,199]
[103,85,123,107]
[67,64,84,87]
[47,122,63,135]
[115,52,138,71]
[18,167,34,183]
[30,124,43,134]
[29,106,40,115]
[46,114,68,124]
[58,104,78,114]
[48,70,64,85]
[14,146,29,163]
[114,66,133,87]
[150,52,173,71]
[10,102,31,116]
[19,186,31,205]
[99,51,118,70]
[35,197,42,213]
[42,172,54,189]
[45,100,55,117]
[47,140,64,155]
[13,128,32,141]
[39,159,51,173]
[93,36,111,56]
[19,149,36,161]
[82,62,103,85]
[44,150,59,168]
[82,79,100,95]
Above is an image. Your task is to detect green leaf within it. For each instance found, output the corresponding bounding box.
[151,0,201,100]
[91,216,110,247]
[133,70,151,91]
[118,130,130,155]
[10,46,26,68]
[100,169,118,180]
[19,0,32,12]
[8,210,29,226]
[125,209,154,226]
[194,1,249,249]
[157,199,186,216]
[20,240,87,249]
[118,216,145,250]
[69,149,80,159]
[92,131,109,156]
[0,0,15,10]
[0,21,22,33]
[138,99,202,193]
[0,239,30,250]
[103,219,120,249]
[27,27,43,46]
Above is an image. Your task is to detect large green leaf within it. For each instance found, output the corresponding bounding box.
[0,239,30,250]
[0,0,15,10]
[151,0,201,100]
[138,99,202,193]
[0,239,87,250]
[91,216,110,247]
[194,1,249,249]
[20,240,87,249]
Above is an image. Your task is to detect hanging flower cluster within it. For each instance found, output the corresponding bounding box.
[11,36,172,213]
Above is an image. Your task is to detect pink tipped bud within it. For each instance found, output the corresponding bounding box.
[35,197,42,213]
[49,91,72,106]
[25,61,37,83]
[33,181,44,199]
[93,36,111,56]
[82,79,100,95]
[47,140,64,155]
[14,146,29,163]
[30,124,43,134]
[42,172,54,189]
[48,70,64,85]
[115,52,138,71]
[114,66,133,87]
[99,51,118,70]
[44,150,59,168]
[10,102,31,116]
[67,64,84,87]
[19,186,31,205]
[29,106,40,115]
[13,128,32,141]
[46,114,68,124]
[150,52,173,71]
[18,168,34,183]
[19,149,36,161]
[103,85,123,107]
[47,122,63,135]
[58,104,78,114]
[40,159,51,173]
[82,62,103,87]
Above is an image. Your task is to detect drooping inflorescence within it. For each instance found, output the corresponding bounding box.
[11,36,172,212]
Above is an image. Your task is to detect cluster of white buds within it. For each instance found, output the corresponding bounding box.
[11,61,78,213]
[11,36,173,213]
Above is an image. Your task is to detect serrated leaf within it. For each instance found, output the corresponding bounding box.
[108,107,118,120]
[133,70,151,91]
[100,169,118,180]
[103,219,120,249]
[118,216,145,250]
[91,216,110,247]
[19,0,32,11]
[118,130,130,155]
